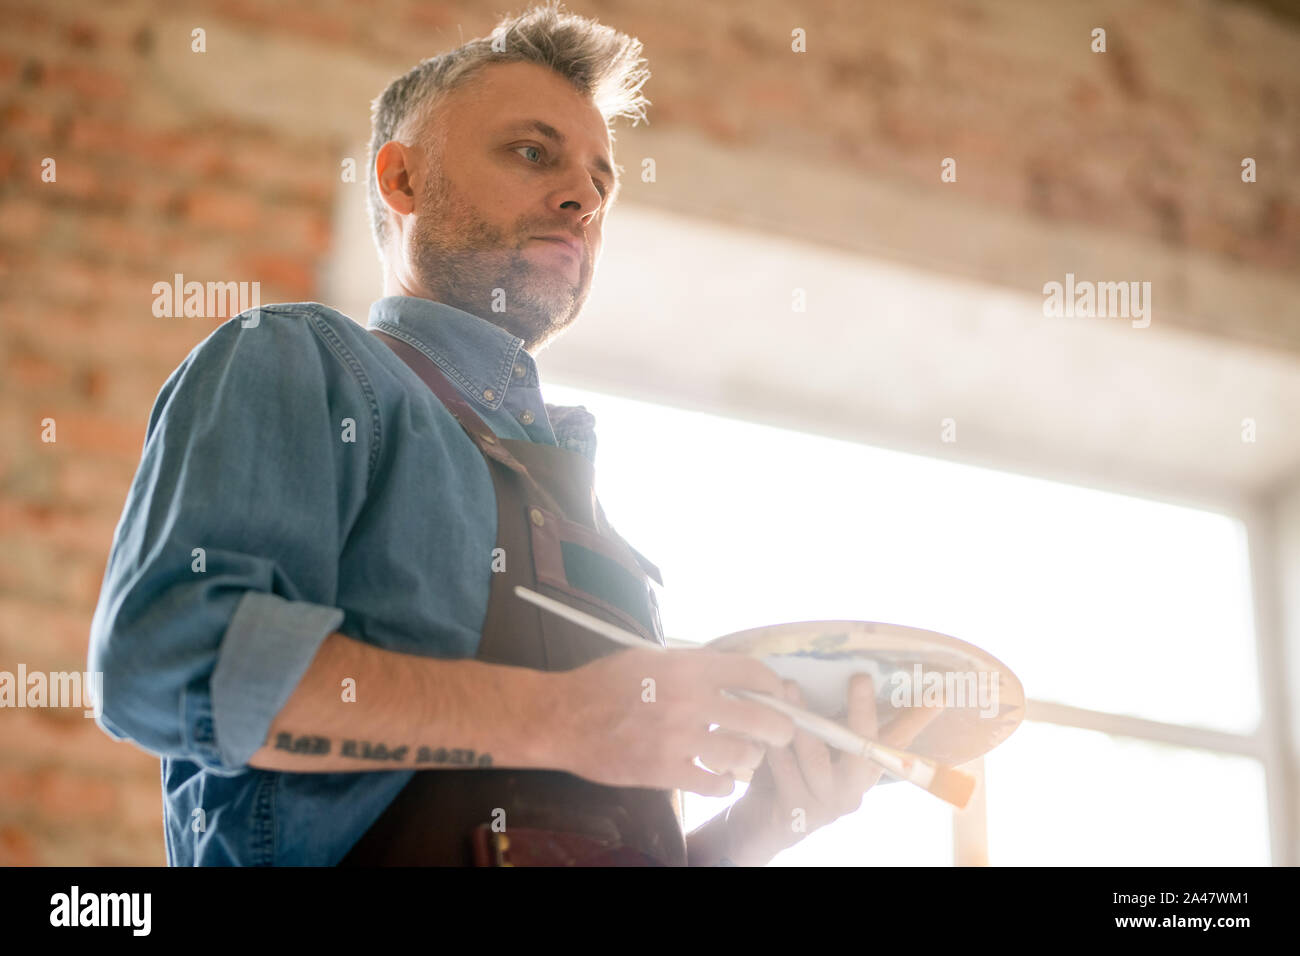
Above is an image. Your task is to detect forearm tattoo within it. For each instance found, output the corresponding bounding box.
[272,732,493,766]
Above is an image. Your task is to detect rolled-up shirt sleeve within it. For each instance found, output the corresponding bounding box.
[88,310,373,775]
[207,592,344,768]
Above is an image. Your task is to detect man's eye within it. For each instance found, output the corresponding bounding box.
[515,145,544,163]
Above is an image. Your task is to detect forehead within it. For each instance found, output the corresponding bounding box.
[441,62,613,159]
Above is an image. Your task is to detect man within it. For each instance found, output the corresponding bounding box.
[88,1,937,866]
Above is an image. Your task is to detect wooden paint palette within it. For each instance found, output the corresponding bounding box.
[704,621,1026,769]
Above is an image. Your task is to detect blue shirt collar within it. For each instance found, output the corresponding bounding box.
[366,295,536,413]
[366,295,600,463]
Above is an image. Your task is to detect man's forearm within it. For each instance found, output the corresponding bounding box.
[246,631,567,773]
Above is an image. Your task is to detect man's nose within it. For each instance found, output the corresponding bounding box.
[555,173,604,221]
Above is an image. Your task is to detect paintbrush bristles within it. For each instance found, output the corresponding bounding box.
[928,765,977,810]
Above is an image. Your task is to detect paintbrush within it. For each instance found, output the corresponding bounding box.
[513,585,975,810]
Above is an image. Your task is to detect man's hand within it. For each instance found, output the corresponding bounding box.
[551,648,796,796]
[718,674,945,866]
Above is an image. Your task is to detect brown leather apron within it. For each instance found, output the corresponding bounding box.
[338,329,687,866]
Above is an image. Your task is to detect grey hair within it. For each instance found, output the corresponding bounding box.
[365,0,651,264]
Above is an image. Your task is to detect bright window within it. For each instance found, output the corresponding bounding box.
[542,382,1269,865]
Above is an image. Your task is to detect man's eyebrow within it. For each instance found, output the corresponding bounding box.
[502,119,619,184]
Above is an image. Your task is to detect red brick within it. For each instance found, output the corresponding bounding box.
[0,766,117,822]
[6,348,63,390]
[53,455,141,517]
[43,61,127,100]
[238,252,315,299]
[0,824,38,866]
[114,773,165,833]
[39,409,148,458]
[0,710,155,775]
[182,186,263,233]
[0,197,44,242]
[0,501,118,564]
[0,539,105,606]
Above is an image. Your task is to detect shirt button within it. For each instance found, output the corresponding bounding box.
[512,363,526,379]
[519,410,535,425]
[482,388,496,402]
[529,508,545,527]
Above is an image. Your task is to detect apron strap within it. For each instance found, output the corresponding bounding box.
[371,329,532,467]
[373,325,664,585]
[371,328,575,516]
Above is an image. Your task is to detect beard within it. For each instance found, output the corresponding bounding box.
[407,165,590,353]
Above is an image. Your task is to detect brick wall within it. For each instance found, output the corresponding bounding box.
[1,0,1296,864]
[0,0,343,864]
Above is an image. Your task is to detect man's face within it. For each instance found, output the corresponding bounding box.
[380,61,619,353]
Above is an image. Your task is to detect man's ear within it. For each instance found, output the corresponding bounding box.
[375,140,417,220]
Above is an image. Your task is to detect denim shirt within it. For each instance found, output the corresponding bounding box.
[87,295,601,865]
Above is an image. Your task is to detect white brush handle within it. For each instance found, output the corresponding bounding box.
[515,585,664,652]
[723,688,935,789]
